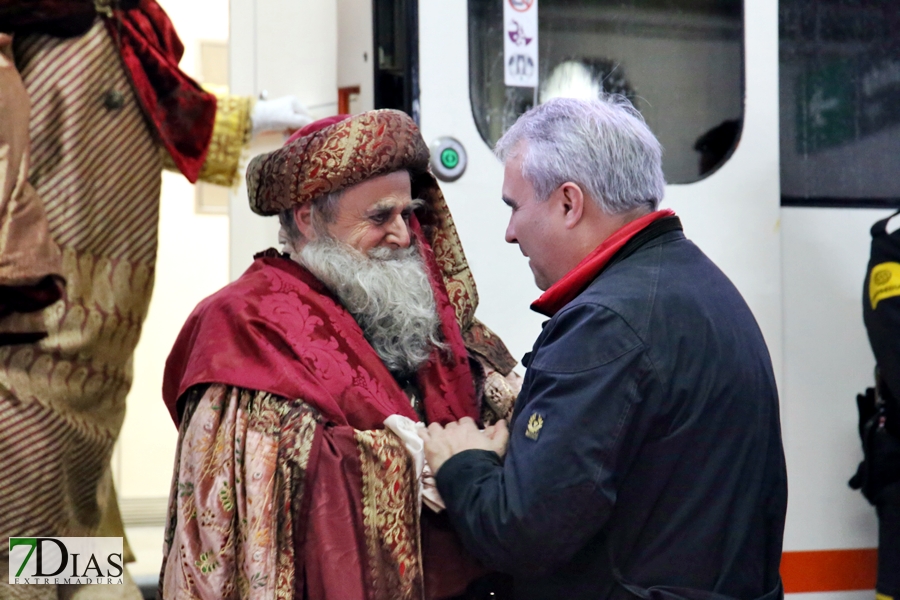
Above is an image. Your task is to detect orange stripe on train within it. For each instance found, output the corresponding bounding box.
[781,549,878,593]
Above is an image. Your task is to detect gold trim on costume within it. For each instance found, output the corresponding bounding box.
[197,89,252,187]
[482,369,521,423]
[162,87,252,187]
[357,429,424,600]
[94,0,114,17]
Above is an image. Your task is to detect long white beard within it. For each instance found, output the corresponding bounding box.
[295,238,444,377]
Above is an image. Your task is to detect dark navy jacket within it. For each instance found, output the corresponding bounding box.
[437,224,787,600]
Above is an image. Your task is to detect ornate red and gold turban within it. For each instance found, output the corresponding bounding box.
[246,109,430,215]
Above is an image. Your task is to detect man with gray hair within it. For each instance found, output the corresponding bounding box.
[419,96,788,600]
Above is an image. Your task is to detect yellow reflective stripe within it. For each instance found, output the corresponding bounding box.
[869,261,900,309]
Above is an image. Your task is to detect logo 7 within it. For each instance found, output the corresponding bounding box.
[10,538,69,577]
[9,538,37,577]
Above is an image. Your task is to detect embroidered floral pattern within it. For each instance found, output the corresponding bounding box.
[161,386,320,600]
[357,429,424,600]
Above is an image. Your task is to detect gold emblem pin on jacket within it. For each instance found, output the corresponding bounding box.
[525,412,544,440]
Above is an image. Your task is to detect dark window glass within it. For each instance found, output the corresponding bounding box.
[468,0,744,183]
[780,0,900,208]
[374,0,419,120]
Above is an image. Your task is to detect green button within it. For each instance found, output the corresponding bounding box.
[440,148,460,169]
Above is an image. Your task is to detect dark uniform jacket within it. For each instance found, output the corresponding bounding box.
[853,212,900,596]
[437,225,788,600]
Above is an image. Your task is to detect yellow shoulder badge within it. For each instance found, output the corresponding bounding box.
[870,262,900,309]
[525,412,544,441]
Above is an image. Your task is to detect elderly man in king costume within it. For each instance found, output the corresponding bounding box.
[160,110,520,599]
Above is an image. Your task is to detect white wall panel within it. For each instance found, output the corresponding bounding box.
[781,207,883,551]
[229,0,338,280]
[338,0,375,113]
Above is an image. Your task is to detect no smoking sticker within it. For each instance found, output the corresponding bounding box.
[504,0,538,87]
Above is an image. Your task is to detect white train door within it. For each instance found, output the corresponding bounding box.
[416,0,885,597]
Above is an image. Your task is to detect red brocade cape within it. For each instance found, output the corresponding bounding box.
[163,217,479,430]
[163,221,486,597]
[0,0,217,182]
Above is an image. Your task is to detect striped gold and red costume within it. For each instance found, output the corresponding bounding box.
[0,3,250,597]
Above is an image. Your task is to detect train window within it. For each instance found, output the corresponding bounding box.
[468,0,744,184]
[780,0,900,208]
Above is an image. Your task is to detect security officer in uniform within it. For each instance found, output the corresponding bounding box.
[851,211,900,600]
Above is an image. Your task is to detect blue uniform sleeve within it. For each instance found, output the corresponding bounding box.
[435,302,655,576]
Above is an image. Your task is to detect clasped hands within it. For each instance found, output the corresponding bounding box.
[417,417,509,475]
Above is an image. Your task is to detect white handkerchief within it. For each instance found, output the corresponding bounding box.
[383,414,446,512]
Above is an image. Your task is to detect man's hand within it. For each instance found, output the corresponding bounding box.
[418,417,509,475]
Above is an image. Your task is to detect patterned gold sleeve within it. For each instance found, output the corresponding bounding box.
[480,368,522,424]
[161,87,253,187]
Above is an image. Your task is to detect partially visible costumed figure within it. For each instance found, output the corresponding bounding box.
[0,1,312,597]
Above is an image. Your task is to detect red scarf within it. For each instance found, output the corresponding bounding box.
[531,209,675,317]
[111,0,216,182]
[163,216,479,430]
[2,0,220,181]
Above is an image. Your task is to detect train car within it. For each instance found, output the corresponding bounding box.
[114,0,896,596]
[410,2,890,595]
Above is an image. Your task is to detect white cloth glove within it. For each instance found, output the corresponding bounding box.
[250,96,314,137]
[383,415,446,513]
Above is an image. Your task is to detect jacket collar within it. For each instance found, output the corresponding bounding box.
[531,209,679,317]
